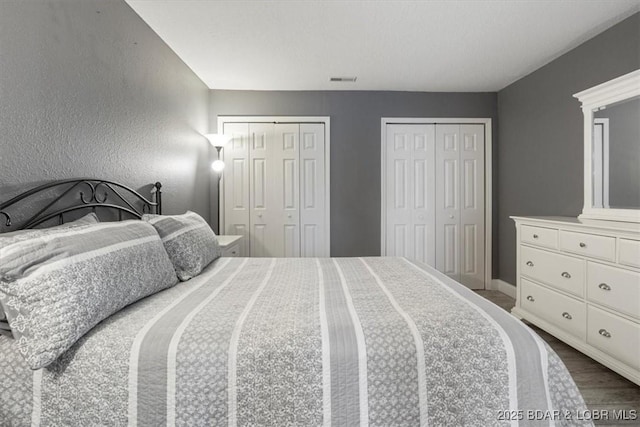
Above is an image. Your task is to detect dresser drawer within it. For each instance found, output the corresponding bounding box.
[222,243,241,257]
[521,246,585,297]
[521,279,586,339]
[521,225,558,249]
[559,230,615,261]
[587,305,640,371]
[619,239,640,269]
[587,262,640,320]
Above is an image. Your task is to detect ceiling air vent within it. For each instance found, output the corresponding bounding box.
[330,76,357,82]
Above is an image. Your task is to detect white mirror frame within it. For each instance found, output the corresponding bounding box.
[573,69,640,223]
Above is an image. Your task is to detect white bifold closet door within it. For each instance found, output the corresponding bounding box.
[435,124,485,289]
[222,122,326,257]
[385,124,436,265]
[223,122,251,257]
[385,123,485,289]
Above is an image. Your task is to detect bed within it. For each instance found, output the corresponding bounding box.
[0,179,591,426]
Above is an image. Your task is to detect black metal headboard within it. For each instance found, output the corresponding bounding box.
[0,178,162,232]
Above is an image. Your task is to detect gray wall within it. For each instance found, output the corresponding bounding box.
[497,13,640,284]
[0,0,211,220]
[210,91,498,266]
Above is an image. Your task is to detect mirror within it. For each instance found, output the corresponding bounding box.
[592,96,640,209]
[574,69,640,223]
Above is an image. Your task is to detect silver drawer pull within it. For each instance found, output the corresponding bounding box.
[598,283,611,291]
[561,272,571,279]
[579,242,586,248]
[562,312,572,320]
[526,295,535,302]
[526,261,534,267]
[532,234,539,239]
[598,329,611,338]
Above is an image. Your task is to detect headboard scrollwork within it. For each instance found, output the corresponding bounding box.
[0,179,162,232]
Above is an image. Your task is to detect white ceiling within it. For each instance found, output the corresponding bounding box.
[126,0,640,92]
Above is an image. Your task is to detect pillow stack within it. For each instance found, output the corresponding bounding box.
[0,210,220,369]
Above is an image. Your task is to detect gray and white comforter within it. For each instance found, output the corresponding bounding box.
[0,257,590,426]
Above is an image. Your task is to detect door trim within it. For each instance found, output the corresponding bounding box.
[380,117,492,288]
[216,116,331,256]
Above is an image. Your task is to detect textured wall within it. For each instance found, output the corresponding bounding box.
[0,1,211,220]
[497,13,640,285]
[210,90,498,266]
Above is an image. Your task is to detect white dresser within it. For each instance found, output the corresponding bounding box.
[511,216,640,385]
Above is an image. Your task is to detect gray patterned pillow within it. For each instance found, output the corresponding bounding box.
[0,212,99,336]
[0,220,178,369]
[143,211,221,281]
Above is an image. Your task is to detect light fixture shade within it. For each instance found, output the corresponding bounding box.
[211,159,225,172]
[205,133,231,148]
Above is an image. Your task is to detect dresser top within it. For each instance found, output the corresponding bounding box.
[510,216,640,234]
[217,235,243,247]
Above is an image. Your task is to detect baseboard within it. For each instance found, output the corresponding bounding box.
[491,279,516,299]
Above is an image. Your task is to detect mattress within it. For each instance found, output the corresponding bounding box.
[0,257,589,426]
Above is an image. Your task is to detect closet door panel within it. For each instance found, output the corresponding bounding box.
[443,224,459,275]
[459,124,485,289]
[303,225,317,256]
[386,126,414,259]
[274,123,300,257]
[283,225,298,257]
[385,124,435,264]
[283,160,297,209]
[253,159,267,209]
[411,126,436,265]
[223,122,250,256]
[252,223,269,257]
[300,124,327,256]
[250,123,275,257]
[436,124,460,280]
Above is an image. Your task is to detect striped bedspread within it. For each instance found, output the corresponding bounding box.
[0,257,590,426]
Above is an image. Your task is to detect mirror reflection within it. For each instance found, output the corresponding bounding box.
[592,95,640,209]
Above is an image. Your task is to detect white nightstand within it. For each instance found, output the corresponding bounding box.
[217,235,243,257]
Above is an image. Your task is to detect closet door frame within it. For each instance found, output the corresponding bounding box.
[217,116,331,256]
[380,117,492,289]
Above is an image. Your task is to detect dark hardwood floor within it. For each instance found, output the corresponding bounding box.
[476,290,640,426]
